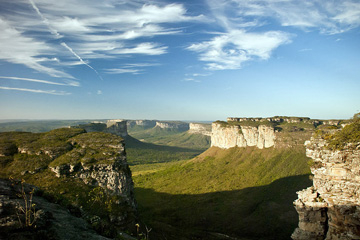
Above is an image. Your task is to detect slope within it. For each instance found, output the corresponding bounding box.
[132,146,312,240]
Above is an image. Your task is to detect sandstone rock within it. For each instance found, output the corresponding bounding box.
[292,136,360,240]
[188,123,212,136]
[155,121,189,131]
[211,122,275,149]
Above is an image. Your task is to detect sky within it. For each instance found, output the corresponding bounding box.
[0,0,359,121]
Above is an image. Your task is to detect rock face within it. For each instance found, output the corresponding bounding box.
[0,178,135,240]
[155,121,189,131]
[188,123,212,136]
[227,117,341,127]
[77,120,128,137]
[292,137,360,240]
[128,120,156,128]
[105,120,128,137]
[49,132,135,208]
[211,122,275,149]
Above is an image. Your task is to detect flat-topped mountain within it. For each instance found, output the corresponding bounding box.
[0,128,137,239]
[212,116,346,149]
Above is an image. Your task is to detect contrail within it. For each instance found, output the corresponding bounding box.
[61,43,104,81]
[28,0,103,81]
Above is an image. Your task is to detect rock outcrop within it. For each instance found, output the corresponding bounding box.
[0,178,135,240]
[155,121,189,131]
[127,120,156,128]
[0,128,137,234]
[292,136,360,239]
[211,122,275,149]
[188,123,212,136]
[227,117,342,127]
[76,120,128,137]
[105,120,128,137]
[49,132,135,208]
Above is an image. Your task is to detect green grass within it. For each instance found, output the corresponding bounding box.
[132,146,312,239]
[125,136,206,165]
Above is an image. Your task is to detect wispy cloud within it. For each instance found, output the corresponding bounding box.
[228,0,360,34]
[0,76,79,86]
[0,18,73,79]
[0,86,71,95]
[105,63,160,75]
[188,29,291,70]
[112,43,168,55]
[0,0,204,79]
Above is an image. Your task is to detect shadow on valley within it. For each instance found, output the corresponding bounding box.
[135,174,312,240]
[125,136,206,165]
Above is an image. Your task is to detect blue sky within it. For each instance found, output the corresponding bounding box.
[0,0,359,121]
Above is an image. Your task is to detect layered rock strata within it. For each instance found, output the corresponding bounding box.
[49,132,135,208]
[227,117,341,127]
[77,120,128,137]
[211,122,275,149]
[292,137,360,240]
[155,121,189,131]
[188,123,212,136]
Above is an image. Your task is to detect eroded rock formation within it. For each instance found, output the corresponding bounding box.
[155,121,189,131]
[188,123,212,136]
[211,122,275,149]
[292,137,360,240]
[76,119,128,137]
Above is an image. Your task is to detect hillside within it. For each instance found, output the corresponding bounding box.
[0,128,137,239]
[132,145,312,239]
[126,125,210,164]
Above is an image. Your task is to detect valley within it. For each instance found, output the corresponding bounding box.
[0,115,358,240]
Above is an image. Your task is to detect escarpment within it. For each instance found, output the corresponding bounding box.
[188,123,212,136]
[0,127,137,234]
[76,119,128,137]
[292,119,360,240]
[211,116,345,149]
[211,122,276,149]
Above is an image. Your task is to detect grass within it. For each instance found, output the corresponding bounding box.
[131,146,312,239]
[0,128,136,238]
[125,136,206,165]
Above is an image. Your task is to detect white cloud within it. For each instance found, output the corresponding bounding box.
[0,76,79,87]
[0,86,71,95]
[228,0,360,34]
[0,18,73,78]
[97,90,102,95]
[0,0,204,79]
[112,43,168,55]
[106,68,143,74]
[105,63,160,75]
[188,29,291,70]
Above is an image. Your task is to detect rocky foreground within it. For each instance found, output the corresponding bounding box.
[292,121,360,239]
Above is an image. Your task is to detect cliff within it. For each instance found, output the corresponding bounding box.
[211,116,345,149]
[155,121,189,131]
[188,123,212,136]
[211,122,276,149]
[76,119,128,137]
[0,128,137,236]
[292,121,360,239]
[127,120,156,128]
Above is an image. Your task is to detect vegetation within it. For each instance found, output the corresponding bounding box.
[0,120,97,133]
[125,126,210,165]
[324,113,360,150]
[132,146,312,239]
[0,128,134,238]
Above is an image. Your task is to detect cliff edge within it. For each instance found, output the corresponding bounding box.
[292,115,360,240]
